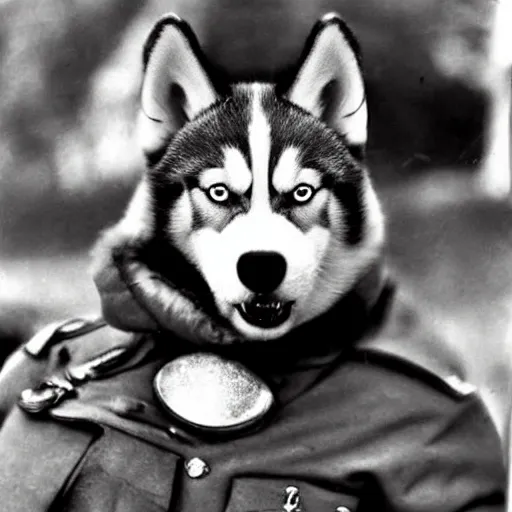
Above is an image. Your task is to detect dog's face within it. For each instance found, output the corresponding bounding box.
[129,14,384,341]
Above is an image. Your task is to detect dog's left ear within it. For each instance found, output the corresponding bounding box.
[285,14,367,154]
[139,14,218,161]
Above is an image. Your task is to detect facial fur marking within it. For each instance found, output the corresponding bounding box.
[272,147,322,194]
[335,181,365,245]
[223,147,252,194]
[248,84,272,210]
[287,188,330,233]
[272,147,300,193]
[189,189,205,230]
[296,168,322,190]
[199,168,226,190]
[188,188,244,233]
[318,202,330,229]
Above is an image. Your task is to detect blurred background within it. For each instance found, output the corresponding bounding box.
[0,0,511,434]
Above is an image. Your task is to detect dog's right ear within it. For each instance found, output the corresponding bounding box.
[283,13,367,157]
[138,14,218,162]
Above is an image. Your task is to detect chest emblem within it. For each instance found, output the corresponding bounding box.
[154,353,275,435]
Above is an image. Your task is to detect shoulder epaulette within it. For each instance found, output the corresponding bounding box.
[352,348,477,400]
[24,317,107,359]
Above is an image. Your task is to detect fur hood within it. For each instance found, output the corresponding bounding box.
[91,225,242,346]
[91,223,389,351]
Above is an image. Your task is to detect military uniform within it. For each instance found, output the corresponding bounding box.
[0,256,506,512]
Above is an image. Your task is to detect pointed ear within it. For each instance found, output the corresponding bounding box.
[139,14,218,161]
[285,14,367,153]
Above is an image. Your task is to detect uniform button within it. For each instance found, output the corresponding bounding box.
[336,507,351,512]
[185,457,210,478]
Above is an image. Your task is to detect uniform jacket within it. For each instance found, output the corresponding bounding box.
[0,246,506,512]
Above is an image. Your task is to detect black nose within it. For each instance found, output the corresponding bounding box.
[237,251,287,294]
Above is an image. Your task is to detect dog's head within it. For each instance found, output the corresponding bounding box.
[118,13,385,342]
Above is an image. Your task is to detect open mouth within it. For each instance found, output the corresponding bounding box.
[235,296,294,329]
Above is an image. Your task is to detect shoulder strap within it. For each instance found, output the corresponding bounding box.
[23,316,106,359]
[50,399,180,450]
[0,317,118,425]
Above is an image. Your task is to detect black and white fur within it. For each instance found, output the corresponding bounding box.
[112,13,385,342]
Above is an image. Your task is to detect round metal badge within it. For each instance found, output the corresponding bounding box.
[154,353,274,435]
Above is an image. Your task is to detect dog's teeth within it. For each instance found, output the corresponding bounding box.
[254,301,282,311]
[237,299,293,328]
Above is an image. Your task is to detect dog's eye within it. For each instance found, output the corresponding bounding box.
[292,184,315,204]
[208,184,230,203]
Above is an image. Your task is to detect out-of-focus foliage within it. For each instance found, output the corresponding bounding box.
[0,0,146,256]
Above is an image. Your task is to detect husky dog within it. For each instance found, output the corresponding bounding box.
[0,13,504,512]
[97,13,385,343]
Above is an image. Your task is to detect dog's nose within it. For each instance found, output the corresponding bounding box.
[237,251,287,294]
